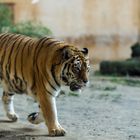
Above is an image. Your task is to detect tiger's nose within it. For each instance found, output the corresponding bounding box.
[83,79,88,84]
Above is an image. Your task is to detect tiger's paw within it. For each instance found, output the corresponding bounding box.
[27,112,44,124]
[7,112,18,122]
[49,126,66,137]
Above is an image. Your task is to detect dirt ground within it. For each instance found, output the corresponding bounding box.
[0,73,140,140]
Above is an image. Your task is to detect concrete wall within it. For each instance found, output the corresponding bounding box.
[0,0,140,64]
[35,0,139,37]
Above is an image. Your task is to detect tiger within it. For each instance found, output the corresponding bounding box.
[0,33,90,136]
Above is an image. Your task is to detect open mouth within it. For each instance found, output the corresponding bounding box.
[70,82,83,91]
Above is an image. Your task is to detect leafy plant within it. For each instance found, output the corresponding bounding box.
[131,42,140,58]
[0,4,52,37]
[9,21,52,38]
[100,59,140,76]
[0,4,12,32]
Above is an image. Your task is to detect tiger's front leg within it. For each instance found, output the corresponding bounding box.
[2,91,18,122]
[37,91,66,136]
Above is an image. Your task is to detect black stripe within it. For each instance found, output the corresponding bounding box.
[35,54,41,76]
[1,34,16,75]
[27,40,35,56]
[43,74,57,91]
[17,77,24,91]
[33,37,47,66]
[6,64,10,80]
[12,79,23,93]
[5,35,21,72]
[0,34,13,66]
[62,63,68,76]
[6,35,23,90]
[51,65,60,87]
[67,63,71,73]
[0,33,10,40]
[0,33,7,39]
[3,91,6,96]
[34,37,51,58]
[35,55,57,91]
[35,57,54,97]
[6,67,14,91]
[0,37,9,66]
[42,78,54,96]
[31,37,52,90]
[8,93,15,96]
[0,35,9,75]
[0,65,2,79]
[34,38,52,71]
[31,71,36,91]
[61,63,69,84]
[32,37,49,89]
[46,40,60,47]
[14,38,25,78]
[36,39,57,91]
[0,34,20,91]
[0,34,11,48]
[21,39,32,82]
[7,35,22,73]
[3,91,14,97]
[37,38,63,89]
[0,33,11,41]
[2,91,14,96]
[30,40,40,91]
[33,37,61,90]
[33,37,57,65]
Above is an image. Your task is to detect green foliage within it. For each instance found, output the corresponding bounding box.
[0,4,12,32]
[9,21,52,38]
[0,4,52,37]
[131,42,140,58]
[100,41,140,77]
[100,59,140,76]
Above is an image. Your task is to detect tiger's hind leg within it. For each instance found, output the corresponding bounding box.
[27,106,44,124]
[2,91,18,122]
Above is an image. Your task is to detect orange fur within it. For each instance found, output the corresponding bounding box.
[0,33,89,136]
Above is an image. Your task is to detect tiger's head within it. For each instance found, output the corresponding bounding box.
[61,46,90,92]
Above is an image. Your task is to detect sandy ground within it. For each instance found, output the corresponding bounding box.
[0,74,140,140]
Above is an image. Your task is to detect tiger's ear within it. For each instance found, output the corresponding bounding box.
[81,48,88,56]
[62,47,72,60]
